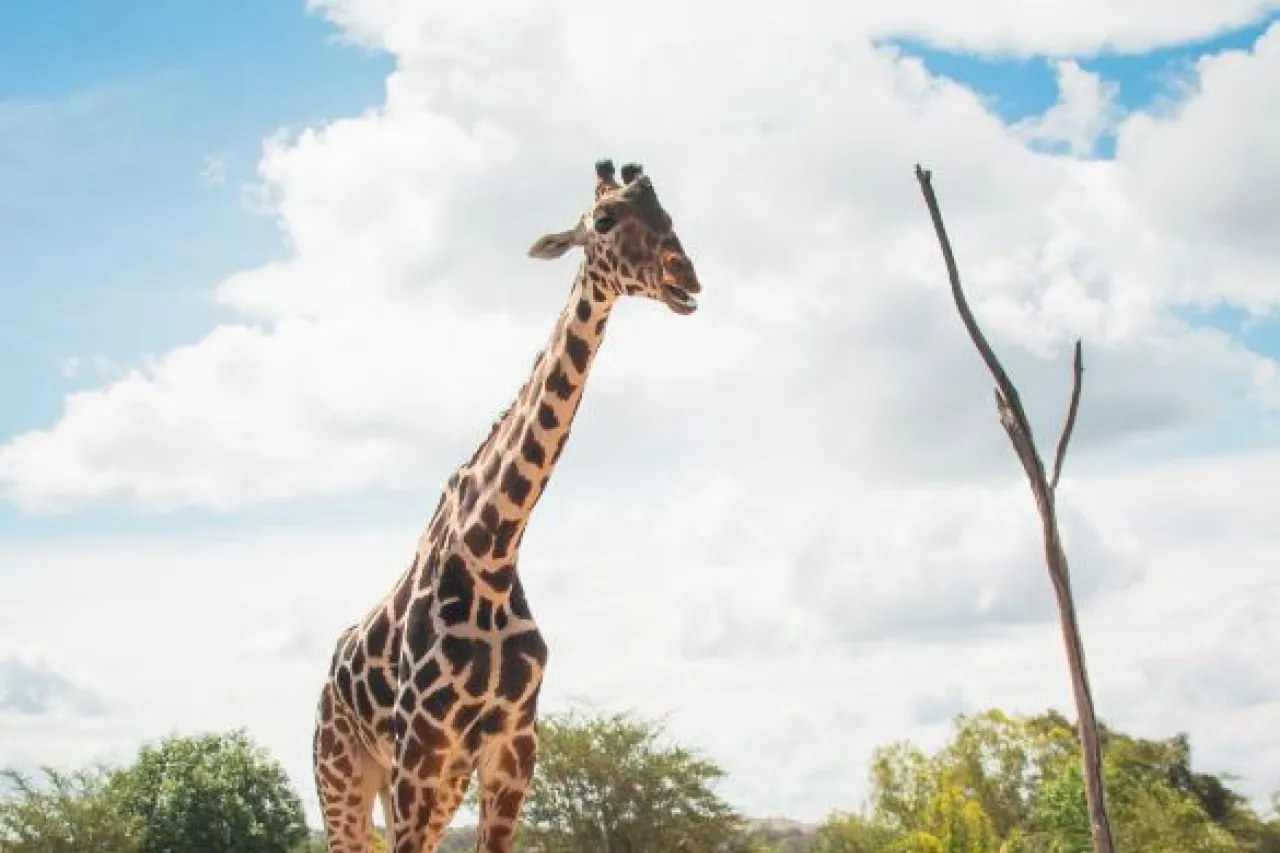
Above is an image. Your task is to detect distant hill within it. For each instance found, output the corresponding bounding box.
[742,816,818,853]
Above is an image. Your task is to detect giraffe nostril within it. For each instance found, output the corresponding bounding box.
[664,257,700,294]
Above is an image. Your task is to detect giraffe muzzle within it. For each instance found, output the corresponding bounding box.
[661,283,699,314]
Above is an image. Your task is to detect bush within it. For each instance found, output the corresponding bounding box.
[113,729,308,853]
[518,709,741,853]
[0,764,141,853]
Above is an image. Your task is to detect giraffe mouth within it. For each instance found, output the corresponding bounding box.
[662,284,699,314]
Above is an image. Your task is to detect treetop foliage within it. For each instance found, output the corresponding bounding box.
[2,709,1276,853]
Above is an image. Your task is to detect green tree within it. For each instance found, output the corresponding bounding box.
[1024,762,1090,853]
[868,708,1276,852]
[870,714,1046,847]
[1034,756,1238,853]
[1082,723,1264,852]
[810,810,896,853]
[886,832,945,853]
[289,831,388,853]
[0,764,141,853]
[940,710,1078,838]
[870,741,943,834]
[870,709,1080,843]
[517,709,740,853]
[114,729,308,853]
[933,776,999,853]
[879,774,1000,853]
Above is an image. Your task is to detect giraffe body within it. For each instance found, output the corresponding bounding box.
[312,159,702,853]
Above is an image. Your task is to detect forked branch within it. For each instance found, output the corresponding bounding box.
[913,164,1114,853]
[1050,341,1084,492]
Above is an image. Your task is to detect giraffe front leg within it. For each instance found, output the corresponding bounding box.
[475,726,539,853]
[389,711,472,853]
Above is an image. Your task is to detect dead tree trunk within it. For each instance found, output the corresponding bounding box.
[913,164,1116,853]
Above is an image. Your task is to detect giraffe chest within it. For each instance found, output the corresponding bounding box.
[330,580,548,758]
[395,581,549,710]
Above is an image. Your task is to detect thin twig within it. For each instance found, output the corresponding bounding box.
[912,166,1042,459]
[1049,340,1084,492]
[913,164,1115,853]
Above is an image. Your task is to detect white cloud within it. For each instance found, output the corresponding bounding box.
[914,686,970,726]
[869,0,1280,55]
[1,452,1279,823]
[3,11,1279,510]
[0,654,108,718]
[310,0,1280,58]
[1013,61,1123,156]
[1118,23,1280,309]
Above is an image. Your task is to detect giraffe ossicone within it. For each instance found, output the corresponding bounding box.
[311,157,702,853]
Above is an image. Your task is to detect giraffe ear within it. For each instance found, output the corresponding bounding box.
[527,226,586,260]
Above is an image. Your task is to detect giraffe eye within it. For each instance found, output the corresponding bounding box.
[593,215,617,234]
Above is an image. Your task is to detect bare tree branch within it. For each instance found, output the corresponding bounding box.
[1050,340,1084,492]
[913,164,1116,853]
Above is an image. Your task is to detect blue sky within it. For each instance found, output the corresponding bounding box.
[1,3,1277,541]
[887,17,1280,127]
[887,14,1280,367]
[0,1,390,437]
[0,0,391,538]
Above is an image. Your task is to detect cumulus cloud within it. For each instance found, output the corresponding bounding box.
[794,488,1143,644]
[0,655,107,718]
[3,8,1279,511]
[312,0,1280,58]
[3,452,1280,821]
[872,0,1280,55]
[914,686,969,726]
[1013,61,1123,156]
[1118,23,1280,308]
[646,476,1145,654]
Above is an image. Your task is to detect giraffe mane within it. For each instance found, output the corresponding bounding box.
[463,402,517,470]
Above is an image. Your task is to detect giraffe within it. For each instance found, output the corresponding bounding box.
[312,158,703,853]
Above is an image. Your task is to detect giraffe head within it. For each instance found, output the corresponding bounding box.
[527,159,702,315]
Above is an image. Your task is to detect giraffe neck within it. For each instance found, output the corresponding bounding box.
[446,261,617,568]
